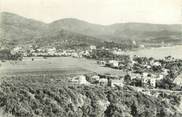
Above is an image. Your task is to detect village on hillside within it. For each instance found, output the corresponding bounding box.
[1,0,182,116]
[68,52,182,91]
[1,44,182,94]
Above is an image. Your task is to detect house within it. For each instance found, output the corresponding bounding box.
[141,89,151,96]
[132,40,136,45]
[47,47,56,55]
[70,75,90,85]
[158,74,164,80]
[112,49,127,55]
[139,45,145,48]
[36,48,46,52]
[152,61,161,67]
[141,72,157,88]
[142,77,157,88]
[173,74,182,86]
[142,77,150,86]
[90,45,96,50]
[150,79,156,88]
[111,79,124,87]
[142,72,149,77]
[72,53,80,58]
[107,60,120,68]
[91,75,100,81]
[11,46,23,55]
[99,78,108,86]
[130,72,141,79]
[29,48,35,53]
[97,60,106,66]
[62,50,69,56]
[83,50,90,56]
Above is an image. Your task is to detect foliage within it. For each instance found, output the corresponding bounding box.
[0,49,23,60]
[0,75,182,117]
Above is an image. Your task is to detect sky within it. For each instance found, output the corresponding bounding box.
[0,0,182,25]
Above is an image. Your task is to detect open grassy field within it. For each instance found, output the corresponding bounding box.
[0,57,123,76]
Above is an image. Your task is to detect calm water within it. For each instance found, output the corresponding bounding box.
[130,45,182,59]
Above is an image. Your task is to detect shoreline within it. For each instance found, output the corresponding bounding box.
[128,45,182,59]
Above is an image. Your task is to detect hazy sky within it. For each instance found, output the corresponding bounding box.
[1,0,182,25]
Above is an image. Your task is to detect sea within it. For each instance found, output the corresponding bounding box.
[129,45,182,59]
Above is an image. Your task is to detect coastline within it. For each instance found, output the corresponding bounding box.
[128,45,182,59]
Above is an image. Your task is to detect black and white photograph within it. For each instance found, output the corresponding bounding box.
[0,0,182,117]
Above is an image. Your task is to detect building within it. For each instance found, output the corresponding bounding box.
[173,74,182,86]
[97,60,106,66]
[139,45,145,48]
[70,75,90,85]
[71,53,80,58]
[47,47,56,55]
[132,40,136,45]
[99,78,108,86]
[91,75,100,81]
[112,49,128,55]
[107,60,120,68]
[110,79,124,87]
[82,50,90,56]
[141,72,157,88]
[11,46,23,55]
[150,79,156,88]
[90,45,96,50]
[152,61,161,67]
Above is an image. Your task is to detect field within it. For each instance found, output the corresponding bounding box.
[1,45,182,76]
[0,57,123,76]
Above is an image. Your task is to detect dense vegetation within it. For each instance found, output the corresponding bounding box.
[86,49,130,61]
[0,49,23,60]
[0,75,182,117]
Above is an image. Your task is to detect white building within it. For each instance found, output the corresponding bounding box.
[162,68,169,76]
[108,60,120,68]
[47,47,56,55]
[70,75,90,85]
[150,79,156,88]
[91,75,100,81]
[142,72,157,88]
[112,50,128,55]
[139,45,145,48]
[153,61,161,67]
[111,79,124,87]
[132,40,136,45]
[90,45,96,50]
[11,46,23,55]
[173,74,182,86]
[99,78,108,86]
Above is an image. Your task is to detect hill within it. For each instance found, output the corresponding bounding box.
[50,19,182,43]
[0,12,103,48]
[0,12,182,48]
[0,12,48,47]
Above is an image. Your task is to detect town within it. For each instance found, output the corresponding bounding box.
[1,10,182,117]
[1,0,182,115]
[69,53,182,91]
[1,44,182,93]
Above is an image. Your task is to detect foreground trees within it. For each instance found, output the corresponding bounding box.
[0,49,23,61]
[0,75,182,117]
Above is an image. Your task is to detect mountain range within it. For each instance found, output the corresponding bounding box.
[0,12,181,48]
